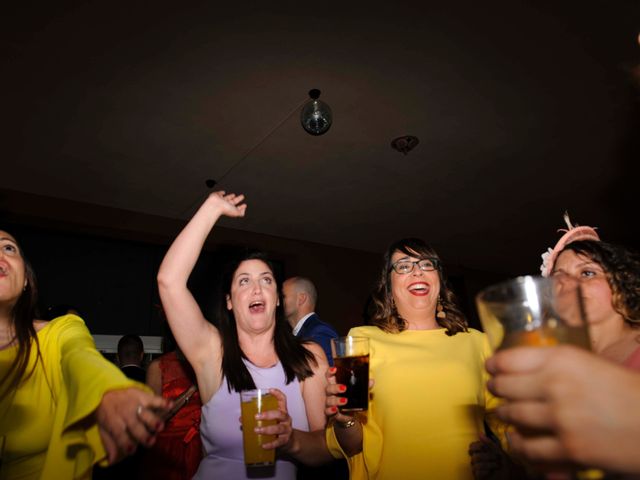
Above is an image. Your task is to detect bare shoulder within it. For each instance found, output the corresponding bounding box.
[303,341,328,364]
[33,319,49,332]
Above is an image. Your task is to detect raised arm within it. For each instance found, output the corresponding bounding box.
[157,191,246,400]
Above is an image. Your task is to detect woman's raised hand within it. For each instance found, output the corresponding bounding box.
[96,387,171,463]
[208,191,247,218]
[256,388,293,450]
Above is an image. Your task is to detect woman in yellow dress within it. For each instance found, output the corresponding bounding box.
[323,238,504,479]
[0,230,170,479]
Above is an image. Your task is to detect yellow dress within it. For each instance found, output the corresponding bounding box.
[0,315,140,480]
[326,326,504,480]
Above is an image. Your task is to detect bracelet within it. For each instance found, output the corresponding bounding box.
[334,418,357,429]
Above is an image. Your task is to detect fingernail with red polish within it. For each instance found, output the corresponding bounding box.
[339,398,347,405]
[331,406,338,413]
[338,385,347,392]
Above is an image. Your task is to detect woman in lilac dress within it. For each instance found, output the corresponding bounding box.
[157,191,329,479]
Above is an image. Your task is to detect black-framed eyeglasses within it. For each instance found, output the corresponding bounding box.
[390,258,439,274]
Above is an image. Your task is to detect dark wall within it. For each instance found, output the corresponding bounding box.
[2,219,382,337]
[1,190,509,337]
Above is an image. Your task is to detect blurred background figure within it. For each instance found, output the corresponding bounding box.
[117,334,146,382]
[283,276,339,366]
[0,229,168,479]
[139,329,203,480]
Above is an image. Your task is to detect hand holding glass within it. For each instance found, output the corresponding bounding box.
[240,389,278,467]
[331,336,370,412]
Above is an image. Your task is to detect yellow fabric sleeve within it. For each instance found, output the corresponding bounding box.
[41,315,145,478]
[481,334,510,452]
[325,424,369,480]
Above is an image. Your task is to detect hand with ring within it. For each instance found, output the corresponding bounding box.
[96,387,171,464]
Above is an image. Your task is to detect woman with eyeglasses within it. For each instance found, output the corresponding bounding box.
[322,238,504,479]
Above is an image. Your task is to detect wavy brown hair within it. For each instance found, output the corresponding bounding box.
[370,238,468,335]
[561,240,640,326]
[0,233,42,399]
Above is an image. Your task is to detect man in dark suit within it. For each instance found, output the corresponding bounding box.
[283,277,347,480]
[116,334,146,382]
[282,276,339,365]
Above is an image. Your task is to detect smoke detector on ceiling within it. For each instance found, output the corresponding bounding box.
[391,135,419,155]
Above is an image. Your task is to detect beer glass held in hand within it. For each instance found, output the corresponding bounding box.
[331,336,369,412]
[476,275,591,351]
[240,389,278,467]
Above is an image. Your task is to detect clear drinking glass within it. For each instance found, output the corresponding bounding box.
[331,336,370,412]
[477,275,603,479]
[240,389,277,467]
[476,275,590,351]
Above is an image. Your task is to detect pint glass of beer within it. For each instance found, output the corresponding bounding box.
[476,275,590,351]
[240,389,278,467]
[331,336,370,412]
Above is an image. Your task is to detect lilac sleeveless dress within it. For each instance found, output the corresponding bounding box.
[193,359,310,479]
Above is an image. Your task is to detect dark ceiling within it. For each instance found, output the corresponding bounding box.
[3,1,639,276]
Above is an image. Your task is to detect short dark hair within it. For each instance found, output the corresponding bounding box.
[370,238,468,335]
[117,334,144,358]
[218,248,316,392]
[562,240,640,326]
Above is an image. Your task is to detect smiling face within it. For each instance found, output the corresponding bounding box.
[390,249,441,320]
[226,259,279,335]
[0,231,26,308]
[553,249,619,327]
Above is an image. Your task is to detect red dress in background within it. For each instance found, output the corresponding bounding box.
[139,351,203,480]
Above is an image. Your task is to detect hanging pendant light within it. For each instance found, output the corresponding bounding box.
[300,89,332,135]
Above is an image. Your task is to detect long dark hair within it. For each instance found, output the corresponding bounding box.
[0,235,42,399]
[561,240,640,326]
[218,249,316,392]
[370,238,468,335]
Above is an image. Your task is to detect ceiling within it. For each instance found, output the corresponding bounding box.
[3,1,639,276]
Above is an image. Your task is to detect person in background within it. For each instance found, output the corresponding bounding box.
[157,191,329,479]
[117,334,146,383]
[283,277,339,366]
[324,237,505,480]
[0,230,169,479]
[139,333,203,480]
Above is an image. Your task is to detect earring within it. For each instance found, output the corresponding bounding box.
[436,297,446,319]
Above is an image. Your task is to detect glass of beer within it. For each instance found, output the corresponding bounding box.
[240,389,278,467]
[331,336,370,412]
[476,275,590,351]
[477,275,601,478]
